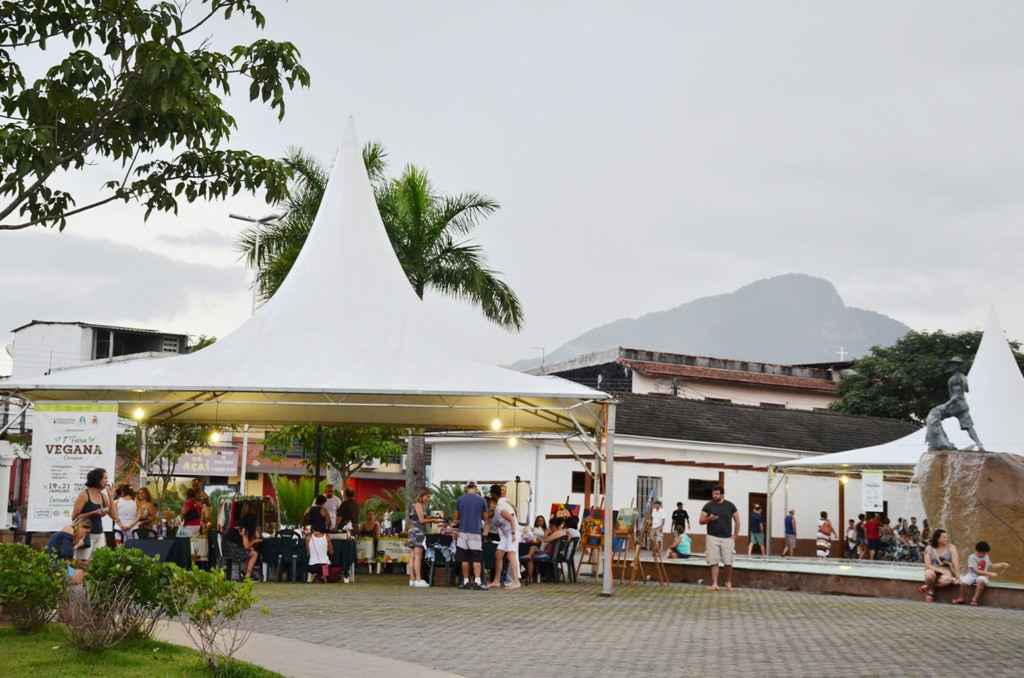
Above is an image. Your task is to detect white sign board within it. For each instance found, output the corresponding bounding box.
[176,447,239,476]
[27,402,118,531]
[861,470,885,513]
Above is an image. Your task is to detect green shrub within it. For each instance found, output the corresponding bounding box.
[270,475,315,527]
[85,546,177,638]
[166,567,260,670]
[0,543,66,632]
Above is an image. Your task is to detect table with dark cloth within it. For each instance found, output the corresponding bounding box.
[125,537,192,569]
[329,538,357,572]
[261,537,307,581]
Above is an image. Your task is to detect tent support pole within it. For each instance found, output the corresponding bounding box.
[239,424,250,495]
[766,466,773,556]
[313,425,323,496]
[601,401,617,597]
[139,424,149,487]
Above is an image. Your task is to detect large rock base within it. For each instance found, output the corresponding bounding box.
[915,449,1024,583]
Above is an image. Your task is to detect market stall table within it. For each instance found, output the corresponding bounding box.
[261,537,307,582]
[330,537,358,581]
[125,537,192,569]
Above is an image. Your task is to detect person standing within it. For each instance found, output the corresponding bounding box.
[671,502,690,535]
[748,504,765,556]
[782,509,797,557]
[845,519,858,559]
[454,481,487,590]
[338,488,359,532]
[71,468,112,564]
[489,494,520,589]
[180,488,204,538]
[406,489,434,588]
[114,484,139,543]
[816,511,835,558]
[649,500,667,555]
[699,486,740,591]
[322,484,342,530]
[864,513,882,560]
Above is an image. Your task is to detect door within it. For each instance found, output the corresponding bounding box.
[748,492,767,555]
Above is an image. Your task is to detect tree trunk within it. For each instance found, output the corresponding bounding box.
[405,432,426,512]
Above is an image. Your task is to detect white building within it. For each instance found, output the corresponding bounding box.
[7,320,188,378]
[431,393,922,555]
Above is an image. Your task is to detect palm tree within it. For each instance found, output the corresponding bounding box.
[238,144,523,330]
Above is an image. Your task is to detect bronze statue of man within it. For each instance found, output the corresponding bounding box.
[924,356,984,451]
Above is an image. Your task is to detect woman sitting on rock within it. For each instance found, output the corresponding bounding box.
[920,528,960,602]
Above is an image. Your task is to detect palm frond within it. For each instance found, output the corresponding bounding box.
[434,192,500,238]
[362,141,388,185]
[427,238,524,331]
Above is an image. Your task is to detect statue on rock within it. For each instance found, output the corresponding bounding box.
[924,357,984,451]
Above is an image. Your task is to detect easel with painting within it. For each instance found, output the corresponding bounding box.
[577,501,604,579]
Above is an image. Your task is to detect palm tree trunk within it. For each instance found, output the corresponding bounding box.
[404,431,426,512]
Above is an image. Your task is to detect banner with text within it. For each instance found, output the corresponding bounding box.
[861,470,885,513]
[27,402,118,531]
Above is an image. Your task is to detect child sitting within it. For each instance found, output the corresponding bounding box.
[954,541,1009,606]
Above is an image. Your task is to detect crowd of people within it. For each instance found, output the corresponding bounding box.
[40,469,1013,608]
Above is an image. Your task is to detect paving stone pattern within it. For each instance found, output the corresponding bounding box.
[247,577,1024,678]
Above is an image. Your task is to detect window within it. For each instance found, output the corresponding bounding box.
[636,476,663,516]
[571,471,605,493]
[161,337,181,353]
[704,397,732,404]
[760,402,785,409]
[688,479,718,501]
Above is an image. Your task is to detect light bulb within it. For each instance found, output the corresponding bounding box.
[132,408,145,421]
[208,431,220,444]
[840,475,849,485]
[507,436,519,448]
[490,417,502,431]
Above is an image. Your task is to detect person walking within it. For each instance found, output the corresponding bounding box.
[338,489,359,532]
[782,509,797,557]
[864,513,882,560]
[455,481,487,590]
[748,504,765,556]
[845,519,858,559]
[816,511,835,558]
[699,486,740,591]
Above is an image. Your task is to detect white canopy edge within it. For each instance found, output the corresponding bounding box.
[773,307,1023,475]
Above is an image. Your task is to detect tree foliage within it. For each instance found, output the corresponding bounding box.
[237,143,525,330]
[0,0,310,231]
[830,330,1024,421]
[117,422,218,493]
[263,424,403,485]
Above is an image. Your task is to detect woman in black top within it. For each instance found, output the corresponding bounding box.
[71,468,111,564]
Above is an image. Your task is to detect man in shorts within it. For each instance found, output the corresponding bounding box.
[699,486,740,591]
[782,509,797,556]
[649,500,666,554]
[454,481,487,590]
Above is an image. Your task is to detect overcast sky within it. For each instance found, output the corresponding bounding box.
[3,2,1024,374]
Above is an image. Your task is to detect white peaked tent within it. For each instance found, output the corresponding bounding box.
[1,121,609,433]
[774,307,1024,476]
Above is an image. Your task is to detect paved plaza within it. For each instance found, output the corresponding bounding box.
[247,576,1024,677]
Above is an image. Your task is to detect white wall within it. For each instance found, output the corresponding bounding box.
[430,437,925,540]
[11,324,88,377]
[632,373,834,411]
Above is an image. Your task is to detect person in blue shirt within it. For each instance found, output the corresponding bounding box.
[453,482,487,590]
[782,509,797,557]
[748,504,765,556]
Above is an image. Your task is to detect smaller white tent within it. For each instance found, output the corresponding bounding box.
[775,307,1024,476]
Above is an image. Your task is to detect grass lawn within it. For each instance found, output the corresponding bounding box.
[3,625,281,677]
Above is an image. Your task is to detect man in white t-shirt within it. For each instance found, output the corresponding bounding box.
[650,500,667,553]
[322,484,342,530]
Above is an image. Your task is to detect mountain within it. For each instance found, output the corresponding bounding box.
[513,273,910,370]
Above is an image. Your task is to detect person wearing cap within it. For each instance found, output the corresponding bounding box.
[454,481,487,590]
